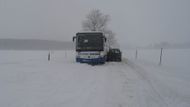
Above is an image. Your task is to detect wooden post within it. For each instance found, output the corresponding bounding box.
[159,48,163,65]
[135,49,138,60]
[48,52,50,61]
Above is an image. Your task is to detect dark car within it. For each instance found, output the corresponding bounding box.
[107,48,122,62]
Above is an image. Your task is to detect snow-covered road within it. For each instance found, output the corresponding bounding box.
[128,60,190,107]
[0,51,190,107]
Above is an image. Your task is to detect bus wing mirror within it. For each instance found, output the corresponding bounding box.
[72,36,76,42]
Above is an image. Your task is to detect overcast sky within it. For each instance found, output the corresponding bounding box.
[1,0,190,47]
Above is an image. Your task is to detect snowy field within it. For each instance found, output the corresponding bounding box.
[0,50,190,107]
[123,49,190,69]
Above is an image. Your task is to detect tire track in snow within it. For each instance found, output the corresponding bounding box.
[114,62,145,107]
[122,58,169,107]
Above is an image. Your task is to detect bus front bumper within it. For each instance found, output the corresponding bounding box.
[76,57,106,64]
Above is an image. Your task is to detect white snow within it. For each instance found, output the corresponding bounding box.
[0,50,190,107]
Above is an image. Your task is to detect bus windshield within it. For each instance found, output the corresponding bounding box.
[76,33,104,51]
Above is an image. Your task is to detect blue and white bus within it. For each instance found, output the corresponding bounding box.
[73,32,108,64]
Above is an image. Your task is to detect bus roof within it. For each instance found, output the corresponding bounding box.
[76,31,104,35]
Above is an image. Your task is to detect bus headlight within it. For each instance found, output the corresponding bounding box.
[100,52,105,56]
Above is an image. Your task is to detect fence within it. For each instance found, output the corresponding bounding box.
[123,48,190,68]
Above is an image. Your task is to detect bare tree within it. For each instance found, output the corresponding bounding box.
[82,9,109,31]
[82,9,118,48]
[104,29,118,48]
